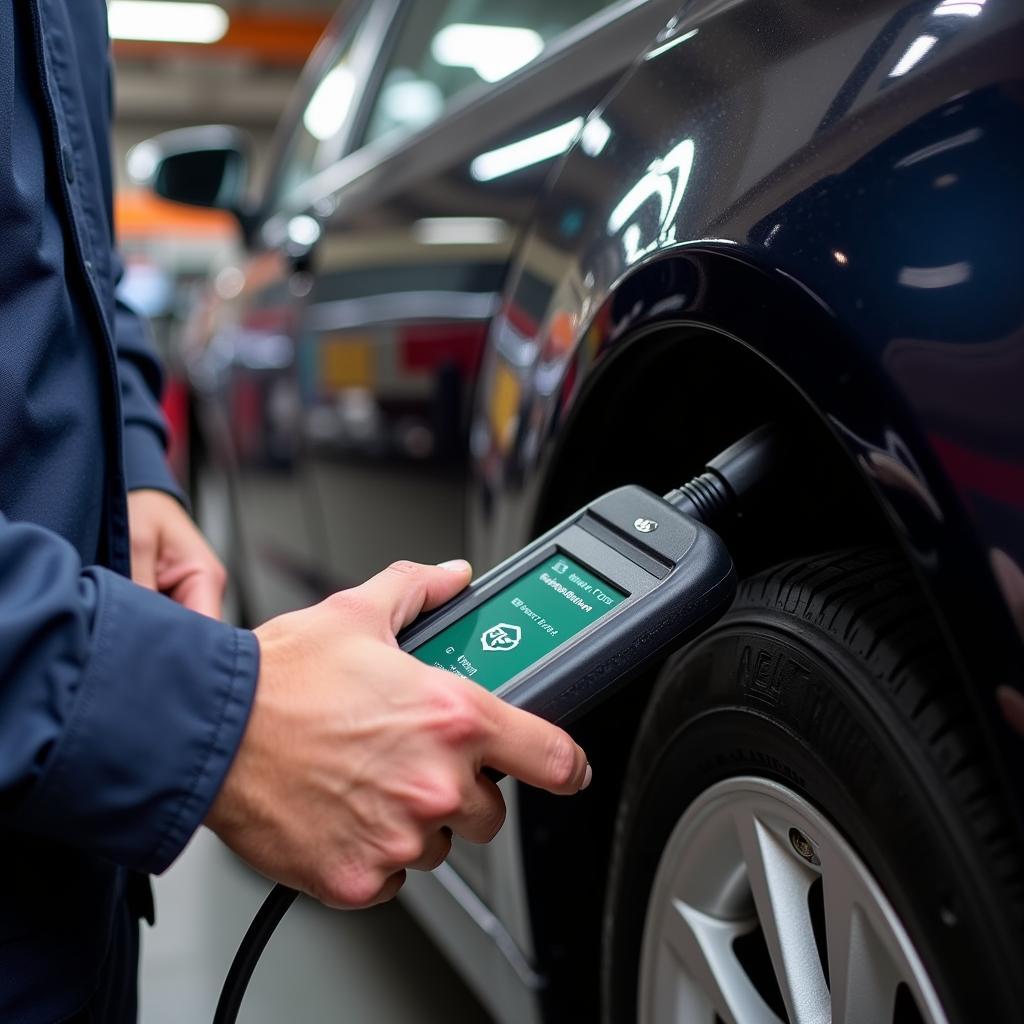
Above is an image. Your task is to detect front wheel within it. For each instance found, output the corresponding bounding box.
[602,549,1024,1023]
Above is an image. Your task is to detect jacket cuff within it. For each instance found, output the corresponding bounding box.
[123,420,188,508]
[22,569,259,874]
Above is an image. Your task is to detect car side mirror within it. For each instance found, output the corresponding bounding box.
[128,125,253,231]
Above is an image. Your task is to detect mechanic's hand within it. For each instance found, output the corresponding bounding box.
[205,559,591,909]
[127,488,226,619]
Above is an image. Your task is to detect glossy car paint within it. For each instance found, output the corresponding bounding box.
[473,0,1024,802]
[181,0,1024,1020]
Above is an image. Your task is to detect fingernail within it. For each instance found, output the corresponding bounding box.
[438,559,471,573]
[581,763,593,791]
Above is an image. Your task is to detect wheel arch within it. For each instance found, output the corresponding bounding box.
[529,246,1012,711]
[508,246,1024,1019]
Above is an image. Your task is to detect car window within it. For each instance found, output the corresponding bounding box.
[274,10,371,205]
[361,0,621,147]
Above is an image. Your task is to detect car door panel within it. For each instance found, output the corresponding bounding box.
[280,0,683,596]
[281,0,679,904]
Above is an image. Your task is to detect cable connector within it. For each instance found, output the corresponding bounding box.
[664,424,781,530]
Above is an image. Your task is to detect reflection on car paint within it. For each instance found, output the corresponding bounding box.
[468,0,1022,799]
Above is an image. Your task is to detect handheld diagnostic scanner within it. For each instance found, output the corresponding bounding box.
[212,425,781,1024]
[399,486,735,725]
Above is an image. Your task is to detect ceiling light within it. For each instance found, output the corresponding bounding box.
[933,0,984,15]
[432,24,544,83]
[471,118,583,182]
[378,76,445,133]
[108,2,229,44]
[304,64,356,142]
[413,217,509,246]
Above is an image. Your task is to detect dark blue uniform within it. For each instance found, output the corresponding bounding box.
[0,3,259,1020]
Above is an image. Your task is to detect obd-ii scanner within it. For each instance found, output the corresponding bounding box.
[401,487,733,723]
[213,426,780,1023]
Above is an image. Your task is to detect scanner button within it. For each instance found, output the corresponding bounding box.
[588,488,696,562]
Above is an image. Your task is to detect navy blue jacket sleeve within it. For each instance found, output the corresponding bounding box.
[0,513,259,873]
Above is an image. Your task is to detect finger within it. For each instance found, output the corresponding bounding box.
[176,576,224,620]
[162,563,225,620]
[366,869,406,907]
[408,828,453,871]
[472,690,590,796]
[447,777,506,845]
[354,559,472,635]
[130,535,158,592]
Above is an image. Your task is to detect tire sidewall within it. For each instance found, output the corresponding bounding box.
[602,612,1016,1023]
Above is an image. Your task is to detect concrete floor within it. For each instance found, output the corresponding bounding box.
[140,828,493,1023]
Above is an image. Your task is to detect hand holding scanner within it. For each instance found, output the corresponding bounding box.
[213,426,779,1024]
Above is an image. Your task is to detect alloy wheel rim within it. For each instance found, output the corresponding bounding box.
[637,776,948,1024]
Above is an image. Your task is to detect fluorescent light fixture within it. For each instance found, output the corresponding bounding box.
[304,63,356,142]
[108,2,229,44]
[471,118,583,182]
[378,76,445,133]
[933,0,984,15]
[413,217,509,246]
[889,34,939,77]
[432,23,544,83]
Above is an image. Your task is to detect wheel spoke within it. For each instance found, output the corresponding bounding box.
[660,898,783,1024]
[823,866,902,1024]
[734,812,831,1024]
[638,779,948,1024]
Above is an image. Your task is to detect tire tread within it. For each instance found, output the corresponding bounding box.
[603,546,1024,1024]
[733,548,1024,926]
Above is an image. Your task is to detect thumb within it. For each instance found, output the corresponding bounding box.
[353,559,472,635]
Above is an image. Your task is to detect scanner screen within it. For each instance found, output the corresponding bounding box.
[412,554,626,692]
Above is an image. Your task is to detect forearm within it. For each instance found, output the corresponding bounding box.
[0,514,258,873]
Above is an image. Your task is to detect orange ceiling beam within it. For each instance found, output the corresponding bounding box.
[112,11,332,67]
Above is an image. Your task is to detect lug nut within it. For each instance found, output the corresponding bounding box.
[789,827,820,865]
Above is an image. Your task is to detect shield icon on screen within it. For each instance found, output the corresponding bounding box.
[481,623,522,652]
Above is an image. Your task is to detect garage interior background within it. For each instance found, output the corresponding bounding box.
[110,3,492,1021]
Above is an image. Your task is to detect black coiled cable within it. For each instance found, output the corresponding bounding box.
[213,884,298,1024]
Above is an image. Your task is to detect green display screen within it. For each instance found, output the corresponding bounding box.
[412,554,627,692]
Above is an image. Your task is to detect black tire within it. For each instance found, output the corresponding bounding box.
[602,548,1024,1023]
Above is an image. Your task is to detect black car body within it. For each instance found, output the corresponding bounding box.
[144,1,1024,1020]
